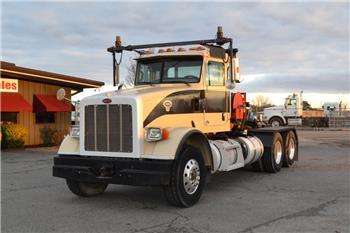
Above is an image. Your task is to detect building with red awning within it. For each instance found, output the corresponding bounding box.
[0,61,104,146]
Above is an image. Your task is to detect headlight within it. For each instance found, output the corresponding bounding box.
[146,127,169,142]
[70,125,80,138]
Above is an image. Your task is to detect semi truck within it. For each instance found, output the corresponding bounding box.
[263,92,335,127]
[53,27,299,207]
[263,92,303,127]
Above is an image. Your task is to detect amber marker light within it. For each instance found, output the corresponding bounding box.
[162,128,170,140]
[166,48,174,52]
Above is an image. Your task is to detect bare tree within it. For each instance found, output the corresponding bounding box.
[252,95,273,112]
[124,58,137,86]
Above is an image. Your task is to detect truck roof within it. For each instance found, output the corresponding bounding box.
[136,48,209,60]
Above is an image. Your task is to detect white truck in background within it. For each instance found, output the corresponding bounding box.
[263,92,303,127]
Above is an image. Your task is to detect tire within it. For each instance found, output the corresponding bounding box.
[163,145,206,207]
[283,131,298,167]
[269,117,284,127]
[66,179,108,197]
[262,132,284,173]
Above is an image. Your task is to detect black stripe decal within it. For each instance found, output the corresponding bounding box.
[143,89,229,127]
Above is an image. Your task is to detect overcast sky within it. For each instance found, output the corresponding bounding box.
[1,1,349,106]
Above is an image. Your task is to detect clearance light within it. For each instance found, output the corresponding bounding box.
[166,48,174,52]
[158,49,165,53]
[189,46,205,51]
[177,47,186,52]
[146,49,154,54]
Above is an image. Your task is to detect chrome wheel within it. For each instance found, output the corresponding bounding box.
[274,140,282,164]
[288,138,296,160]
[183,159,200,195]
[271,120,280,127]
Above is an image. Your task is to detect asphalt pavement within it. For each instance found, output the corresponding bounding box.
[2,130,350,233]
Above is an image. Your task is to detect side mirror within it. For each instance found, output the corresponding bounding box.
[56,88,66,101]
[226,80,235,90]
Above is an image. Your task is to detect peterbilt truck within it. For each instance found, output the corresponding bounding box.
[53,27,298,207]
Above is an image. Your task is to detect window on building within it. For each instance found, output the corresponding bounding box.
[206,62,225,86]
[36,112,55,124]
[1,112,18,123]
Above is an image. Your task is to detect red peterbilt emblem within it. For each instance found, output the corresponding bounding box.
[102,98,112,104]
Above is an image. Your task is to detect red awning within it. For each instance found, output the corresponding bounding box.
[0,92,32,112]
[33,94,71,112]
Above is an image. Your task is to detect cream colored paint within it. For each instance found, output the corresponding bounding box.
[142,127,195,160]
[58,135,80,154]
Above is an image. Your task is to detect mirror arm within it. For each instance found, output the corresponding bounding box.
[112,52,116,86]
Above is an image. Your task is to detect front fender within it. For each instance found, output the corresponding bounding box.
[58,135,80,155]
[142,127,199,160]
[268,114,287,124]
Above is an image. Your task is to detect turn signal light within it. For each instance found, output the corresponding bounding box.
[162,128,170,140]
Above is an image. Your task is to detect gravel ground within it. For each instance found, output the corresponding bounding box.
[1,130,350,233]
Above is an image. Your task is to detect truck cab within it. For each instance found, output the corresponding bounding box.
[53,27,299,207]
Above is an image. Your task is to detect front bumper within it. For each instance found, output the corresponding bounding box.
[53,155,173,186]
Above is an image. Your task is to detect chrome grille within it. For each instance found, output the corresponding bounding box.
[84,104,133,152]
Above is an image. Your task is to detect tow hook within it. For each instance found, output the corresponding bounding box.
[99,165,114,177]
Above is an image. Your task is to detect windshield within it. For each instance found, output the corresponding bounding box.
[135,57,202,85]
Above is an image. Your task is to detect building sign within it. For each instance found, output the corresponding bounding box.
[0,78,18,92]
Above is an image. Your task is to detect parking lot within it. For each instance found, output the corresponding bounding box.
[2,130,349,233]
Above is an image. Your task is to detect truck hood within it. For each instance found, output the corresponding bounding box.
[81,83,201,126]
[264,106,284,111]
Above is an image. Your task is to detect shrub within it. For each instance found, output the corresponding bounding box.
[52,130,64,145]
[1,123,28,149]
[40,126,55,146]
[40,126,64,146]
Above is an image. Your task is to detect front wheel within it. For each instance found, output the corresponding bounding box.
[269,117,284,127]
[163,146,206,207]
[66,179,108,197]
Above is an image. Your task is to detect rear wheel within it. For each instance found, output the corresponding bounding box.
[262,132,284,173]
[163,145,206,207]
[269,117,284,127]
[66,179,108,197]
[283,131,298,167]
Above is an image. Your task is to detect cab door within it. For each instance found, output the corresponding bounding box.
[285,96,299,117]
[203,61,230,132]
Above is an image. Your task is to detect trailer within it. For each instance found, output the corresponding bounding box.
[53,27,299,207]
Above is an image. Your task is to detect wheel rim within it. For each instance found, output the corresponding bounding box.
[183,158,201,195]
[271,120,280,127]
[274,141,282,164]
[288,138,296,160]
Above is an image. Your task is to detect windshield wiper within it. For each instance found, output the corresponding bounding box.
[136,81,155,86]
[164,80,192,86]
